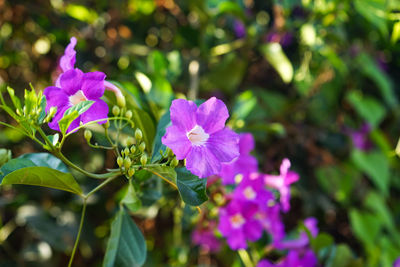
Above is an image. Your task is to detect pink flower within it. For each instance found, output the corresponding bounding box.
[191,221,221,252]
[162,97,239,178]
[219,133,258,185]
[264,158,299,212]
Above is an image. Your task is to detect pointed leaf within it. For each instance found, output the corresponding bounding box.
[151,110,171,163]
[176,167,208,206]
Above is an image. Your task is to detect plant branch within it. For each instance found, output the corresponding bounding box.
[68,199,87,267]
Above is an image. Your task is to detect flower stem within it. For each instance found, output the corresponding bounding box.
[238,249,255,267]
[68,199,87,267]
[84,175,119,199]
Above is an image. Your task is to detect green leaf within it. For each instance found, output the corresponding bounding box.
[311,232,334,253]
[6,86,21,111]
[151,110,171,163]
[326,244,355,267]
[65,4,98,23]
[103,208,147,267]
[122,180,142,212]
[1,166,83,195]
[58,100,94,134]
[260,43,293,84]
[346,91,386,128]
[354,0,388,36]
[37,95,47,124]
[351,149,389,195]
[0,148,12,167]
[0,158,36,181]
[232,90,257,120]
[349,209,381,246]
[176,167,208,206]
[18,152,69,173]
[131,108,155,153]
[147,50,167,77]
[145,165,177,185]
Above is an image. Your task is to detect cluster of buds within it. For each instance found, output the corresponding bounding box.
[116,128,148,179]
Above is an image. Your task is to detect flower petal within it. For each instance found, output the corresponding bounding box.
[59,69,83,96]
[48,105,69,131]
[196,97,229,134]
[226,230,247,250]
[186,146,220,178]
[244,220,263,241]
[59,37,77,72]
[43,86,70,113]
[239,133,255,154]
[207,128,239,163]
[170,99,197,132]
[80,99,109,125]
[162,125,192,160]
[81,71,106,100]
[66,116,81,134]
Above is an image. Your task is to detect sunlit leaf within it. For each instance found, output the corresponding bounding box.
[260,43,293,84]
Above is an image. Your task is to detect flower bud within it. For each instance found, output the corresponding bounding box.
[123,157,132,170]
[124,147,130,156]
[167,147,174,158]
[139,142,146,152]
[126,137,134,147]
[117,156,124,167]
[103,121,110,128]
[84,130,92,141]
[125,110,132,119]
[135,129,143,142]
[121,150,125,157]
[128,167,135,177]
[140,154,147,165]
[112,106,120,116]
[171,157,179,167]
[130,145,136,154]
[116,94,126,108]
[44,106,57,122]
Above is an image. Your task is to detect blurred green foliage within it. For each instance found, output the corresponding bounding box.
[1,0,400,266]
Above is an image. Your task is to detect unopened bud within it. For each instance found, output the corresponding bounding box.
[123,157,132,170]
[124,147,130,156]
[167,147,174,158]
[139,142,146,152]
[128,167,135,177]
[135,129,143,141]
[125,110,132,119]
[116,94,126,108]
[84,130,92,141]
[126,137,134,146]
[171,158,179,167]
[44,106,57,122]
[140,154,147,165]
[112,106,120,116]
[103,121,110,128]
[117,156,124,167]
[130,146,136,154]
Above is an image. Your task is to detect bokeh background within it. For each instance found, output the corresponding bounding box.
[1,0,400,266]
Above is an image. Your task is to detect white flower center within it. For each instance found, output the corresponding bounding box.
[229,213,245,229]
[187,125,209,146]
[243,186,257,200]
[69,90,87,105]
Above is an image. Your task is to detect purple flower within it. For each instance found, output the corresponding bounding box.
[276,217,319,250]
[264,158,299,212]
[233,173,272,204]
[219,133,258,185]
[44,37,109,133]
[162,97,239,178]
[257,249,318,267]
[257,259,276,267]
[393,257,400,267]
[192,221,221,252]
[233,19,246,39]
[345,123,373,151]
[257,203,285,246]
[218,200,263,250]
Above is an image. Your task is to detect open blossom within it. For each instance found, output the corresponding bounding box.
[218,200,263,250]
[276,217,318,250]
[219,133,258,185]
[162,97,239,178]
[233,173,272,204]
[191,221,221,252]
[44,37,109,132]
[264,158,299,212]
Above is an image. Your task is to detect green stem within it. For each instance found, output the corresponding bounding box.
[68,199,87,267]
[84,175,119,199]
[238,249,254,267]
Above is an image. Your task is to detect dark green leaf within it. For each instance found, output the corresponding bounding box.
[151,110,170,163]
[103,208,147,267]
[311,232,334,253]
[349,209,381,246]
[0,158,36,182]
[18,152,69,173]
[176,167,208,206]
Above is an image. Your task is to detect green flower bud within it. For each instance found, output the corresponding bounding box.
[117,156,124,167]
[167,147,174,158]
[116,94,126,108]
[125,110,133,119]
[103,121,110,128]
[140,154,147,166]
[126,137,134,147]
[124,157,132,170]
[84,130,92,141]
[124,147,130,156]
[128,167,135,177]
[139,142,146,152]
[121,150,125,157]
[130,145,136,154]
[170,157,179,167]
[135,129,143,141]
[112,105,120,116]
[44,106,57,122]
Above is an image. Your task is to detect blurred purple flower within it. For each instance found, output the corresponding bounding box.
[265,32,293,47]
[257,249,318,267]
[233,20,246,39]
[162,97,239,178]
[257,259,276,267]
[218,200,263,250]
[258,203,285,246]
[44,37,109,133]
[393,257,400,267]
[276,217,319,250]
[233,173,273,204]
[345,123,373,151]
[219,133,258,185]
[192,222,221,252]
[264,158,299,212]
[376,52,389,72]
